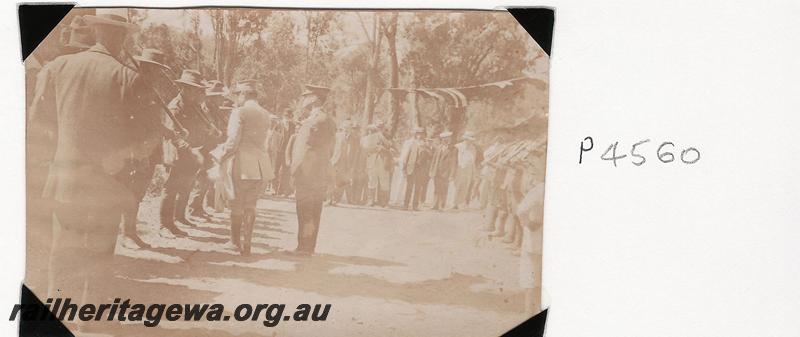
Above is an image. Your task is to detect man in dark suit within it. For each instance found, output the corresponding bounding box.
[118,48,182,249]
[289,85,337,255]
[348,124,368,205]
[329,120,360,205]
[217,80,273,255]
[429,131,458,210]
[28,12,141,304]
[276,108,296,197]
[160,69,217,237]
[400,127,431,210]
[189,80,228,219]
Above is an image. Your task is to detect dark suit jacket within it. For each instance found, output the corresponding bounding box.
[430,144,458,179]
[401,139,431,177]
[168,94,215,148]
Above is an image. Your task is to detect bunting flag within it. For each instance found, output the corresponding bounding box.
[384,74,547,108]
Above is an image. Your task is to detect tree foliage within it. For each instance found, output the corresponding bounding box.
[132,10,546,144]
[402,12,536,87]
[208,9,273,85]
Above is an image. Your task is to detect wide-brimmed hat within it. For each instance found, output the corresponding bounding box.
[300,84,331,98]
[462,131,476,140]
[412,127,425,134]
[134,48,170,71]
[232,79,259,94]
[174,69,205,88]
[205,80,229,96]
[439,131,453,138]
[83,13,140,33]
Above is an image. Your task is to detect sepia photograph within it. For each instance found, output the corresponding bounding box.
[24,6,549,336]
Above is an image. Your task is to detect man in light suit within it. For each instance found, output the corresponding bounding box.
[29,11,141,306]
[217,80,273,255]
[362,122,392,207]
[289,85,337,256]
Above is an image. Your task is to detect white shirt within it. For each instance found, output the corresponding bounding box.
[456,141,477,168]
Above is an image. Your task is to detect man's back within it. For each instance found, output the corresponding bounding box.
[33,44,139,171]
[226,100,273,181]
[236,101,270,153]
[291,107,336,182]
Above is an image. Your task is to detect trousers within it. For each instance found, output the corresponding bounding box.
[294,176,326,254]
[161,149,201,225]
[432,176,450,209]
[47,201,121,303]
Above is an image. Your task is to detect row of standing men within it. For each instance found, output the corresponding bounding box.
[27,14,337,306]
[326,123,487,211]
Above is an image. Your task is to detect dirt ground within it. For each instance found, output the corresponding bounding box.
[36,191,533,337]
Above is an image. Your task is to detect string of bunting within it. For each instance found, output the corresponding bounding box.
[383,74,547,108]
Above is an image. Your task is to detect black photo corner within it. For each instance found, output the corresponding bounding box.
[18,4,74,61]
[19,285,73,337]
[17,4,552,337]
[508,7,554,57]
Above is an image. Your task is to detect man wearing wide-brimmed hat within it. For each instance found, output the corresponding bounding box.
[82,11,140,56]
[400,126,432,211]
[159,69,217,237]
[215,79,274,255]
[289,84,337,256]
[187,79,231,219]
[204,80,232,125]
[134,48,171,72]
[428,131,458,210]
[28,9,141,307]
[110,47,180,249]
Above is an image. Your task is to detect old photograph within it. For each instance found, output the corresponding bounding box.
[24,7,549,336]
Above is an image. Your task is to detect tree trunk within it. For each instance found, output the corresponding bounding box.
[362,14,382,126]
[384,13,401,139]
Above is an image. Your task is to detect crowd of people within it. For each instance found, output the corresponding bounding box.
[26,11,547,316]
